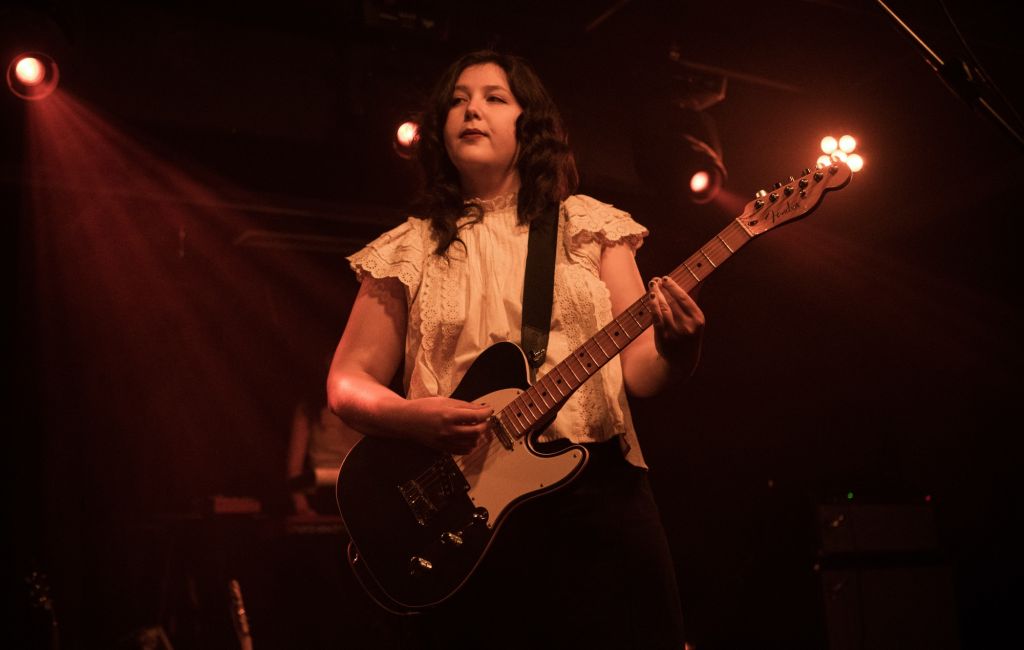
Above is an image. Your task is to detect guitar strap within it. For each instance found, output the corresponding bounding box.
[521,200,560,383]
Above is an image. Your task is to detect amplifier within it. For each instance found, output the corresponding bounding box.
[817,503,938,557]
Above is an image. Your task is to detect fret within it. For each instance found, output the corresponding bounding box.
[625,307,643,328]
[500,410,524,437]
[562,359,582,383]
[607,329,624,350]
[613,312,642,339]
[503,412,526,438]
[701,244,721,265]
[699,247,717,268]
[518,393,541,420]
[506,403,529,431]
[534,381,556,410]
[592,333,610,358]
[602,326,624,350]
[715,233,734,253]
[609,316,629,341]
[682,262,701,283]
[566,353,589,381]
[634,299,653,324]
[724,222,752,252]
[547,369,569,398]
[579,346,600,372]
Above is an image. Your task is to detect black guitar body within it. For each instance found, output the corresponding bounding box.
[336,342,588,613]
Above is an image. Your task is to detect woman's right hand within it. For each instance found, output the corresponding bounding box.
[400,396,494,455]
[329,276,494,455]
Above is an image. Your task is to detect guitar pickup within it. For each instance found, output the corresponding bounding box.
[397,455,470,526]
[398,480,438,526]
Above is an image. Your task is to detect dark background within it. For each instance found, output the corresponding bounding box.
[4,1,1022,648]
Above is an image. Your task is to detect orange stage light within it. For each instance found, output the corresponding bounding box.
[7,52,60,100]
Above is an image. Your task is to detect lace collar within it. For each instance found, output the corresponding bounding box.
[467,192,518,213]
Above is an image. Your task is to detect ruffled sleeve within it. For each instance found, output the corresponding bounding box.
[562,194,649,275]
[346,217,427,292]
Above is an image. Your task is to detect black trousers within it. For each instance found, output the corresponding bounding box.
[411,437,686,650]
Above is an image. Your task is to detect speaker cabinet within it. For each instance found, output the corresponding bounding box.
[817,504,959,650]
[820,565,959,650]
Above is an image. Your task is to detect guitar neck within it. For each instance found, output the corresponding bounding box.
[229,579,254,650]
[495,219,753,439]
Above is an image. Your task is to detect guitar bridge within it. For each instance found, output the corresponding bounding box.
[398,455,470,526]
[490,414,514,450]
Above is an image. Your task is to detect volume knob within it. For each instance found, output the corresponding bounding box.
[441,532,464,547]
[409,556,433,576]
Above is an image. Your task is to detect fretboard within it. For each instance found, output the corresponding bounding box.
[496,219,753,439]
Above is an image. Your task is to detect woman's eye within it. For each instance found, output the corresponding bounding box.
[451,96,467,106]
[487,96,507,103]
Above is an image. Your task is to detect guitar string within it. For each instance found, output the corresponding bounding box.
[415,228,760,501]
[409,225,748,496]
[387,172,844,530]
[415,300,657,495]
[437,173,836,479]
[413,238,730,494]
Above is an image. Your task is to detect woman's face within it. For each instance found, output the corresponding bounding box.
[443,62,523,190]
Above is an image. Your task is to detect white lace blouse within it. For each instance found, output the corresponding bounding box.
[347,193,650,468]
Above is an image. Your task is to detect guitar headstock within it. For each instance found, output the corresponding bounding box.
[738,160,852,236]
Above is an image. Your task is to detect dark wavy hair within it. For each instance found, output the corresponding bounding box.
[412,50,579,255]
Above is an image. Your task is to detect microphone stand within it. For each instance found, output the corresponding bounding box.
[875,0,1024,151]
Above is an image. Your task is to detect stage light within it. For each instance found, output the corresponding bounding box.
[15,56,44,85]
[690,171,710,194]
[819,133,865,172]
[393,120,420,159]
[6,51,59,100]
[679,133,726,204]
[633,108,727,205]
[631,58,728,206]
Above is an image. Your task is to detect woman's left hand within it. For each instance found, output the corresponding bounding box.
[648,276,705,365]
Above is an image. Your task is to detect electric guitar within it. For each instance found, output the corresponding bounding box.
[336,161,853,613]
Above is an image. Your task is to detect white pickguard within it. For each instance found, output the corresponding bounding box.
[454,388,585,529]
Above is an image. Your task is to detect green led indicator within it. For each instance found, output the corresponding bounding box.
[846,491,854,500]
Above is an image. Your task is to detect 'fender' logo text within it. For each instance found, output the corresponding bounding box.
[765,199,802,224]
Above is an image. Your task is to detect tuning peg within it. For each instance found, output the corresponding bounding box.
[802,168,811,176]
[754,189,768,199]
[773,181,783,189]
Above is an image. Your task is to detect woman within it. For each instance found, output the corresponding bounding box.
[328,50,702,649]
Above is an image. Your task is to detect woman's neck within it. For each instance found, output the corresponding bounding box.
[460,170,521,202]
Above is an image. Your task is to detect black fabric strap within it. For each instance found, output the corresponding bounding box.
[521,201,560,381]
